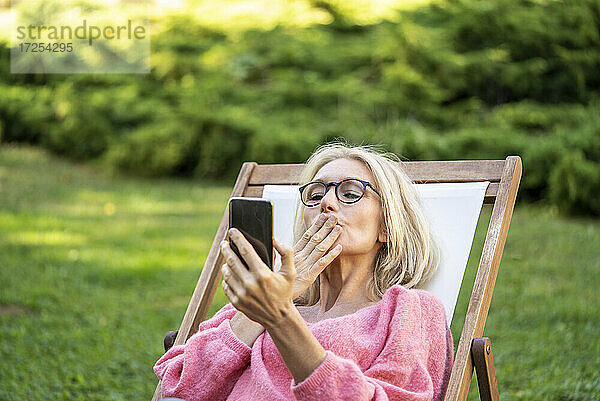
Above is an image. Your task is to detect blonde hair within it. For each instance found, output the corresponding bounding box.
[293,141,439,306]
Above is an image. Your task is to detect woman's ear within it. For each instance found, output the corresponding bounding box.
[378,227,388,243]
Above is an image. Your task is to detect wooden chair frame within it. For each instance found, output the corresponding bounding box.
[152,156,522,401]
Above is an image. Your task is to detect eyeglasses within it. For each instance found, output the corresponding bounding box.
[298,178,381,207]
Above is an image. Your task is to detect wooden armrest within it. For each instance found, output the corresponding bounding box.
[471,337,499,401]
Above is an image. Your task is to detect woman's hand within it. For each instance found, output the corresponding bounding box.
[292,214,343,299]
[221,228,331,383]
[220,228,296,329]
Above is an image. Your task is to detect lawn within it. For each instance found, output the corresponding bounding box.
[0,145,598,400]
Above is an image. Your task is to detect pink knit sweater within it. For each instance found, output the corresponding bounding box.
[154,285,453,401]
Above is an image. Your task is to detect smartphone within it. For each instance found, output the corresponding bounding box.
[228,197,274,270]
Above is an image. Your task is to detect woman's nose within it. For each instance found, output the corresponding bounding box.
[320,186,338,213]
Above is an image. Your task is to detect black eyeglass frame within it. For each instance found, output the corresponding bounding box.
[298,178,381,207]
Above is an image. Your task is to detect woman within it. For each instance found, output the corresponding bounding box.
[154,143,453,401]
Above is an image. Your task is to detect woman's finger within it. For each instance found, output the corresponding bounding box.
[308,224,341,262]
[229,228,269,274]
[311,244,343,275]
[222,280,238,304]
[293,213,328,252]
[273,238,296,282]
[220,242,253,283]
[302,215,338,255]
[221,264,245,300]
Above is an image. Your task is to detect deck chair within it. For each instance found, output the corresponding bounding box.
[152,156,522,401]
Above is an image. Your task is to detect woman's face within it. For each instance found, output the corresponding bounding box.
[303,158,386,257]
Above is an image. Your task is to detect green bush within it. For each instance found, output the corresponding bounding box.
[549,150,600,216]
[411,0,600,104]
[444,127,531,160]
[1,0,600,215]
[548,112,600,216]
[104,120,199,177]
[42,85,113,160]
[521,104,600,213]
[521,136,563,201]
[490,101,591,133]
[193,114,255,179]
[246,122,320,166]
[0,84,53,144]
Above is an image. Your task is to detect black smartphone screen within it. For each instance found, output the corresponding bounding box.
[228,197,273,270]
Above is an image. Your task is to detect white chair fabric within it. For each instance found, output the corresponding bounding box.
[262,181,489,324]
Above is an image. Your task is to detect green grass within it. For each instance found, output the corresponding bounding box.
[454,203,600,401]
[1,144,598,400]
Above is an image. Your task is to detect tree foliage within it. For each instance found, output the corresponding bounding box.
[1,0,599,215]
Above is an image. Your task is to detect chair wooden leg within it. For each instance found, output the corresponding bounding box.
[471,337,499,401]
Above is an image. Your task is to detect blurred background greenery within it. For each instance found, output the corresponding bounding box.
[1,0,599,400]
[1,0,599,215]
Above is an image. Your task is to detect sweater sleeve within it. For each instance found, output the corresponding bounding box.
[291,290,453,401]
[153,303,253,401]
